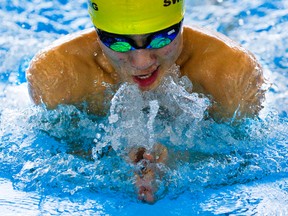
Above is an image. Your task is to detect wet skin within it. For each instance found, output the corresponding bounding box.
[26,25,265,203]
[26,26,265,120]
[98,32,183,91]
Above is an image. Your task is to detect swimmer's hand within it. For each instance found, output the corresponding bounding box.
[128,143,168,203]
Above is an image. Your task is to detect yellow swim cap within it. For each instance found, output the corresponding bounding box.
[88,0,185,34]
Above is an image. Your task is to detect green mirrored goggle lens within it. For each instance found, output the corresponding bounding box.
[97,19,183,52]
[109,37,172,52]
[110,41,132,52]
[150,37,171,49]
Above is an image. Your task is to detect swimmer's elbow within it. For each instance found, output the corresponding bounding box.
[27,80,60,110]
[209,97,264,123]
[238,93,265,120]
[210,64,266,122]
[26,63,42,106]
[231,57,266,119]
[26,59,64,110]
[242,63,266,117]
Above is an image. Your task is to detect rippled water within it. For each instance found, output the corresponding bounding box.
[0,0,287,215]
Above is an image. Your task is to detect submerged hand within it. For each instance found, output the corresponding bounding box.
[129,143,168,203]
[135,160,156,203]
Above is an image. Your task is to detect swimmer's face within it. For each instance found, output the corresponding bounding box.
[97,26,183,91]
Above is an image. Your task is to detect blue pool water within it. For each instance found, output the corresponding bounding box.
[0,0,287,215]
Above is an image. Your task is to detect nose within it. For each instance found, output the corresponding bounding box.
[129,49,156,70]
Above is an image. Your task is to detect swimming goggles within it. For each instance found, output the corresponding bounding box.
[96,20,183,53]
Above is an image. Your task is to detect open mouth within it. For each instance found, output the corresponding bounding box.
[133,67,159,89]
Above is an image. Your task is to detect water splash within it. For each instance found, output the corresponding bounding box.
[147,100,159,147]
[102,65,210,156]
[0,0,288,213]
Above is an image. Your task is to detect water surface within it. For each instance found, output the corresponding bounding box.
[0,0,287,215]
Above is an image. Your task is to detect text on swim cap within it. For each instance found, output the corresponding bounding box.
[163,0,181,7]
[91,1,181,10]
[92,3,98,11]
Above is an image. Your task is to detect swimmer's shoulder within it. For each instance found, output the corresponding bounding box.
[178,25,261,84]
[178,25,257,68]
[178,25,264,120]
[26,28,117,111]
[28,28,115,76]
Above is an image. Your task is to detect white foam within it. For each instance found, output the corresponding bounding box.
[105,65,210,153]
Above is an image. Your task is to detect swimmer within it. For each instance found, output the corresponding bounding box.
[26,0,265,203]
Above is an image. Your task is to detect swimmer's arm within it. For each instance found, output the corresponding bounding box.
[26,50,83,108]
[26,29,117,114]
[178,26,266,121]
[205,50,265,121]
[128,143,168,203]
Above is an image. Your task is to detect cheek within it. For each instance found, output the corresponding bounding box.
[160,35,182,58]
[113,52,126,61]
[106,53,132,77]
[107,52,129,68]
[159,40,182,61]
[164,44,177,56]
[108,52,125,63]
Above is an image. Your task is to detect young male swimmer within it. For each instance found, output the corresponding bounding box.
[26,0,265,203]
